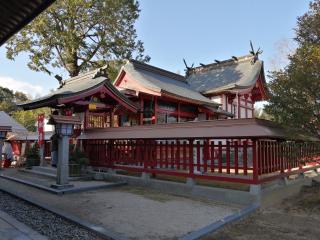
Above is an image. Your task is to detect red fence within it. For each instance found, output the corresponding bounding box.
[83,138,320,184]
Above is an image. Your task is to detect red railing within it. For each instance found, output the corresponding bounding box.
[83,138,320,184]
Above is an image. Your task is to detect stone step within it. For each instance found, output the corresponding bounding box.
[20,169,56,179]
[32,166,57,175]
[20,168,94,181]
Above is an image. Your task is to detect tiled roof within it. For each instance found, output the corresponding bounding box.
[187,55,263,94]
[19,67,138,111]
[18,69,107,109]
[122,60,219,107]
[0,0,55,46]
[0,111,27,134]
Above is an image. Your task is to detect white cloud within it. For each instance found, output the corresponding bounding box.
[0,76,45,99]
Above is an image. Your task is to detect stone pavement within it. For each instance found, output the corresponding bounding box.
[0,209,47,240]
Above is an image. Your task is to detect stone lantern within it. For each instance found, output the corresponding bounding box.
[0,126,11,167]
[48,115,81,189]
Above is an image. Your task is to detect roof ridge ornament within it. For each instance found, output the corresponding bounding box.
[55,75,66,89]
[249,40,263,64]
[183,59,194,77]
[93,64,109,79]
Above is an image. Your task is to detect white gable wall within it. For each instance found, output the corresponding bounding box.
[211,93,255,119]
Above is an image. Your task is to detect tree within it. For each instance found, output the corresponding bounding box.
[0,87,28,113]
[265,0,320,136]
[12,108,51,132]
[6,0,149,78]
[0,87,50,131]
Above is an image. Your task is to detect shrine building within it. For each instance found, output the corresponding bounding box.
[19,54,268,129]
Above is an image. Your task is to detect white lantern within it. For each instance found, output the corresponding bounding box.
[48,115,80,137]
[55,123,74,136]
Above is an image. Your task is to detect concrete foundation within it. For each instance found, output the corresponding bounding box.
[279,177,289,186]
[89,167,320,207]
[186,178,196,188]
[90,170,256,206]
[141,172,151,181]
[249,184,261,195]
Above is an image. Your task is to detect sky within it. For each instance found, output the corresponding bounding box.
[0,0,310,99]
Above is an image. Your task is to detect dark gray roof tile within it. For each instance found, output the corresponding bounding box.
[123,60,219,106]
[187,55,263,94]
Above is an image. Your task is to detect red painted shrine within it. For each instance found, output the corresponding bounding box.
[18,54,320,185]
[20,54,268,129]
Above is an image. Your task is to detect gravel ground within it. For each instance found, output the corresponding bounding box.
[0,191,105,240]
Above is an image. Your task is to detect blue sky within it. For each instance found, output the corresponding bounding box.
[0,0,310,98]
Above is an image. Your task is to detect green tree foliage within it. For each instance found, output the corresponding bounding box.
[0,87,28,113]
[5,0,149,78]
[265,0,320,136]
[12,108,51,132]
[0,86,50,131]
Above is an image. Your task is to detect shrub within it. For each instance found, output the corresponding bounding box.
[25,142,40,168]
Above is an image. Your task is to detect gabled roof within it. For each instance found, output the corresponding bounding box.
[116,60,219,107]
[187,55,266,95]
[0,0,55,46]
[19,67,138,112]
[0,111,27,134]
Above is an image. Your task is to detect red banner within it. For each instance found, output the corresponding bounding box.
[37,114,45,146]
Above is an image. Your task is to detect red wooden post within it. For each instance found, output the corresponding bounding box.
[135,140,139,166]
[196,141,201,172]
[149,140,155,168]
[109,140,115,166]
[189,139,194,174]
[257,140,261,175]
[143,140,148,169]
[243,141,248,175]
[171,141,175,169]
[159,141,163,168]
[203,140,208,173]
[177,140,181,170]
[165,140,169,168]
[183,141,187,170]
[234,141,239,174]
[127,140,131,165]
[118,140,122,164]
[261,141,265,174]
[218,141,222,173]
[270,142,274,172]
[210,140,215,173]
[252,140,258,183]
[139,140,143,166]
[226,141,230,174]
[267,141,271,173]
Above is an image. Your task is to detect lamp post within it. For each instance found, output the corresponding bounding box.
[48,115,80,189]
[0,126,11,169]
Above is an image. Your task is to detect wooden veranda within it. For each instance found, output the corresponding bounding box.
[79,118,320,185]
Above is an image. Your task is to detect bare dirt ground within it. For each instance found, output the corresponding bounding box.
[203,179,320,240]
